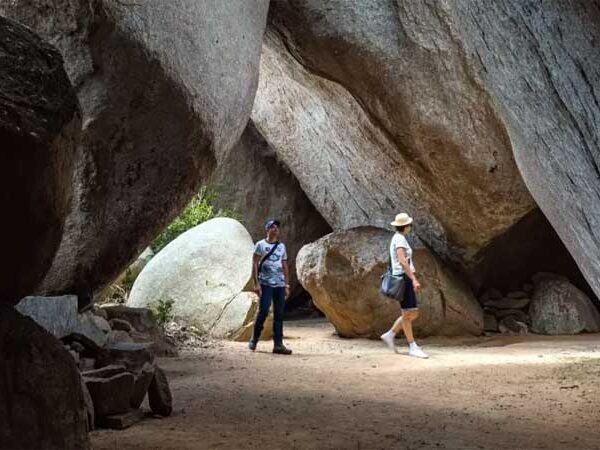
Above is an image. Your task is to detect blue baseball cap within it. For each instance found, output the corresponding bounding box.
[265,219,281,230]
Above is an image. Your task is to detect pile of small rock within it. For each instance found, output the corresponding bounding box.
[481,286,533,335]
[481,273,600,336]
[16,296,176,430]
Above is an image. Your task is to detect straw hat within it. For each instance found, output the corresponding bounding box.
[390,213,413,227]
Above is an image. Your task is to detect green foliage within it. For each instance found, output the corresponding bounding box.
[121,268,137,292]
[151,187,240,252]
[149,298,175,327]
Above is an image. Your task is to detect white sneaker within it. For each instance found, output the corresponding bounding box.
[408,344,429,359]
[380,332,397,353]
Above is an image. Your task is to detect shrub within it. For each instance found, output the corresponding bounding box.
[149,298,175,327]
[151,187,239,252]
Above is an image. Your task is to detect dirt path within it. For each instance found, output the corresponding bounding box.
[92,319,600,450]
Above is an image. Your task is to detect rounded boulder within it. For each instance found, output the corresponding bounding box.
[127,218,254,333]
[297,227,483,338]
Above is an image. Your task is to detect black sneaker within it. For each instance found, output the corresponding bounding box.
[273,344,292,355]
[248,340,257,351]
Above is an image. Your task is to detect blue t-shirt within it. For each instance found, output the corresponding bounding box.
[255,240,287,287]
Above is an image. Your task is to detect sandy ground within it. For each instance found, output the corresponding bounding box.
[92,318,600,450]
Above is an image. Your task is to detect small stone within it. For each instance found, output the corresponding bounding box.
[70,341,85,354]
[69,350,80,364]
[482,297,530,310]
[130,363,155,408]
[109,318,133,333]
[85,372,135,418]
[498,317,528,335]
[95,342,154,373]
[74,312,111,347]
[493,309,530,324]
[81,378,95,431]
[62,333,102,357]
[483,313,498,332]
[93,306,109,320]
[96,409,145,430]
[82,365,127,379]
[79,357,96,372]
[107,330,134,345]
[480,288,503,303]
[148,365,172,417]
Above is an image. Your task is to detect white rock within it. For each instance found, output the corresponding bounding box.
[127,218,254,334]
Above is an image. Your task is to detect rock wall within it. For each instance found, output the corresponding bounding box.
[0,16,79,304]
[1,0,270,306]
[253,1,536,267]
[450,0,600,299]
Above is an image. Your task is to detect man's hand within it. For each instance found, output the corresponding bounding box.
[254,285,262,298]
[285,285,291,299]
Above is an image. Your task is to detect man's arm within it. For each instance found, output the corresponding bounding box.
[282,259,290,298]
[253,253,262,295]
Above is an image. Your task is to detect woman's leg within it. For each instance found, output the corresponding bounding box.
[391,315,404,334]
[401,310,416,343]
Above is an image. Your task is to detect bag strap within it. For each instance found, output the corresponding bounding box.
[258,241,280,275]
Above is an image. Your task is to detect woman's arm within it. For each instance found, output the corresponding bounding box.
[396,247,421,291]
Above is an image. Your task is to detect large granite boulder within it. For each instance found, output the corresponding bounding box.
[0,304,89,449]
[252,2,536,268]
[209,121,332,295]
[529,275,600,335]
[0,0,269,306]
[297,227,483,338]
[128,218,254,333]
[450,0,600,300]
[0,16,79,304]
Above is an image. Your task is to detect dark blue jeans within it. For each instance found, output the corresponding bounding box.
[252,284,285,346]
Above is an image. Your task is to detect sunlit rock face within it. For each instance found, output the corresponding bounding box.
[1,0,269,306]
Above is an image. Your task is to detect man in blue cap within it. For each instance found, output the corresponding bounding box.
[249,219,292,355]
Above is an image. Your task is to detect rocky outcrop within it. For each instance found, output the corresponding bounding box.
[297,227,483,338]
[209,121,332,295]
[128,218,254,333]
[449,0,600,300]
[253,3,536,268]
[529,275,600,335]
[0,16,79,304]
[1,0,269,306]
[0,304,89,449]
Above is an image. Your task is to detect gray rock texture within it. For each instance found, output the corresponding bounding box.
[253,2,535,267]
[148,365,173,417]
[530,276,600,335]
[0,16,79,305]
[0,0,269,305]
[15,295,79,338]
[450,0,600,300]
[84,372,135,417]
[297,227,483,338]
[0,304,89,449]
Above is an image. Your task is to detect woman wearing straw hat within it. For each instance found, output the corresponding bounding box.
[380,213,429,358]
